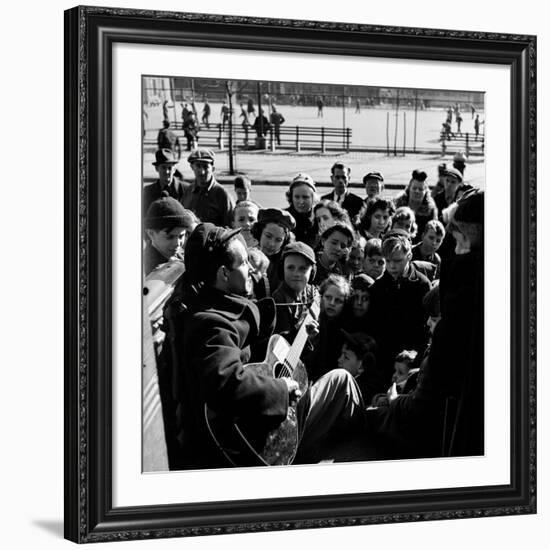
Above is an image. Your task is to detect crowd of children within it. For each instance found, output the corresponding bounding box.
[145,151,484,463]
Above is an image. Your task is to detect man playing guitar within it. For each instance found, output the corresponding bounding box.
[167,223,366,469]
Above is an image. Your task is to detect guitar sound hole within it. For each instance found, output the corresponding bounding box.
[273,362,288,378]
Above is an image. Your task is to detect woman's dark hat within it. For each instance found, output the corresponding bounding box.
[257,208,296,231]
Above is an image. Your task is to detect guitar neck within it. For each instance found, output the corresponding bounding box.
[280,301,319,377]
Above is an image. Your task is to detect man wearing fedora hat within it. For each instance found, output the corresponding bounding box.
[143,148,188,216]
[181,148,234,227]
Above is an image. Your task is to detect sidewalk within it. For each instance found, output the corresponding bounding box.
[143,148,485,190]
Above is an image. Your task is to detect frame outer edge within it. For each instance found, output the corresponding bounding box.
[65,6,537,543]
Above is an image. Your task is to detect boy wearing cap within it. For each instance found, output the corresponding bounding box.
[143,148,188,216]
[272,242,320,345]
[321,163,365,220]
[167,223,367,468]
[363,172,385,202]
[181,148,234,227]
[143,197,198,275]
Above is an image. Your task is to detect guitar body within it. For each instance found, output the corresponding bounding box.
[205,334,309,467]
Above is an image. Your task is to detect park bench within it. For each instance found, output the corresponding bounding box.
[439,131,484,157]
[145,124,352,153]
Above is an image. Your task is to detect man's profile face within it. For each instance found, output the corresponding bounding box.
[156,163,176,187]
[191,161,214,187]
[331,167,350,196]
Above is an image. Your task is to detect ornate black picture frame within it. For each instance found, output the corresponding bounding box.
[64,5,536,543]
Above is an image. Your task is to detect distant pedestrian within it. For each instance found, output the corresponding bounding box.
[220,101,230,130]
[471,104,476,118]
[456,112,463,134]
[269,107,285,145]
[180,103,190,122]
[156,120,182,160]
[317,97,324,117]
[355,98,361,113]
[474,114,481,139]
[239,103,249,128]
[201,99,211,128]
[253,109,270,138]
[182,112,199,151]
[247,98,255,117]
[162,99,170,122]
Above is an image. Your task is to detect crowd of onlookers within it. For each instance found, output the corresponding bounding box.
[143,146,484,466]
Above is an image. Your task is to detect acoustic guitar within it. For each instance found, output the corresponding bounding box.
[205,301,320,467]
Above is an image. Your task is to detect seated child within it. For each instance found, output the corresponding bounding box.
[272,242,320,345]
[370,349,419,407]
[305,274,351,381]
[313,223,355,286]
[337,330,377,402]
[344,236,367,278]
[411,219,445,278]
[362,238,386,281]
[232,200,260,248]
[344,273,375,333]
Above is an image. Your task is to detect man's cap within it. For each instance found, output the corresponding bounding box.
[144,196,190,230]
[341,330,377,355]
[454,188,484,225]
[152,148,179,166]
[187,148,215,165]
[184,223,243,283]
[281,241,316,266]
[444,166,464,182]
[363,171,384,183]
[290,173,316,192]
[257,208,296,231]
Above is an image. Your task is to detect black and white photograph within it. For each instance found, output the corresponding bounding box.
[58,3,539,546]
[142,75,486,472]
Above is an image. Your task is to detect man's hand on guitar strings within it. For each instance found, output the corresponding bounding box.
[282,378,302,406]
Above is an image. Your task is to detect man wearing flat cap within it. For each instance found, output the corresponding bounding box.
[181,148,235,227]
[434,166,463,220]
[321,162,364,220]
[143,148,188,216]
[166,223,367,468]
[363,171,385,202]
